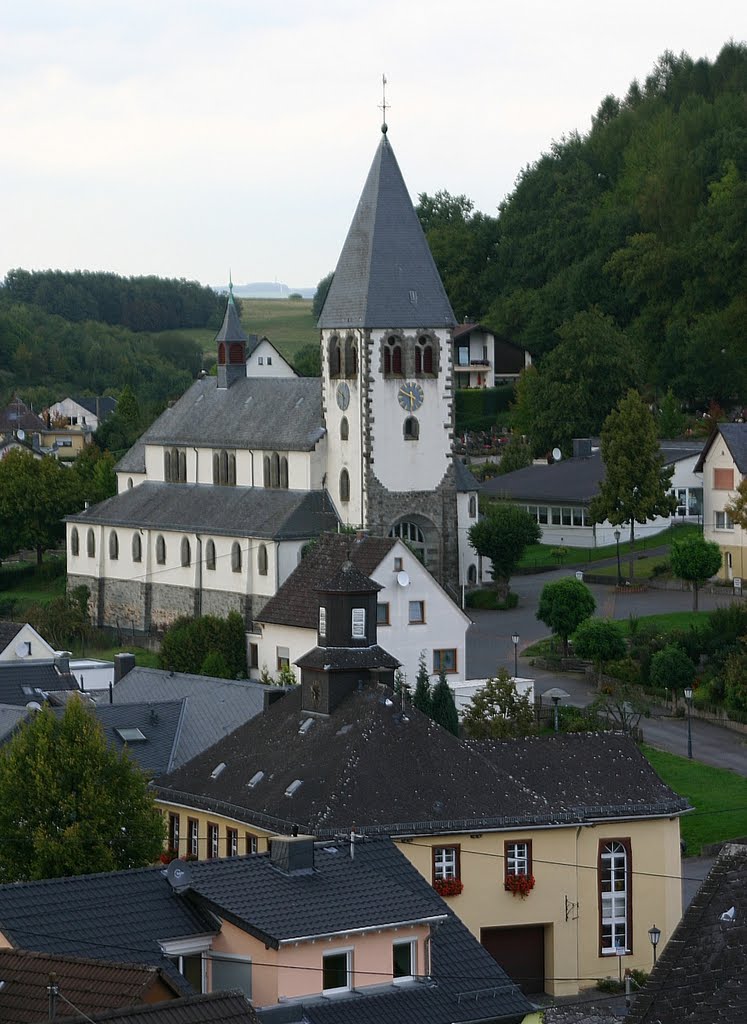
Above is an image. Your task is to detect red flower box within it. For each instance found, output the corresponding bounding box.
[159,849,178,865]
[505,872,535,898]
[434,877,464,897]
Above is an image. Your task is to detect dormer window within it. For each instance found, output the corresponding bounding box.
[352,607,366,639]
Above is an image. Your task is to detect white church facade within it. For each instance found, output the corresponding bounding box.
[66,126,480,635]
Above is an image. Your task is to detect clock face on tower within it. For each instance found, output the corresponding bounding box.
[397,381,424,413]
[336,382,350,411]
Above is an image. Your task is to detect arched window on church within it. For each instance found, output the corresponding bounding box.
[344,336,358,378]
[178,451,187,482]
[87,529,95,558]
[263,455,271,487]
[213,453,220,485]
[156,535,166,565]
[231,542,242,573]
[416,335,435,375]
[109,531,119,560]
[132,533,142,563]
[229,454,236,486]
[422,340,434,374]
[468,564,477,584]
[389,520,426,563]
[340,417,349,441]
[403,417,419,441]
[383,336,403,377]
[280,457,288,489]
[164,450,172,481]
[70,527,79,557]
[220,450,229,486]
[340,469,350,503]
[229,342,244,364]
[329,336,341,378]
[258,544,268,576]
[469,495,477,518]
[205,539,216,570]
[271,453,280,488]
[392,343,402,375]
[218,342,226,365]
[181,537,191,567]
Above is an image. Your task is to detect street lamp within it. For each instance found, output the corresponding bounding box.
[684,686,694,759]
[551,694,561,733]
[614,528,622,585]
[511,632,520,678]
[648,924,661,965]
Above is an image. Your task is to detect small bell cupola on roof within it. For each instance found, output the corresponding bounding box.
[318,126,456,330]
[215,280,249,389]
[296,559,399,715]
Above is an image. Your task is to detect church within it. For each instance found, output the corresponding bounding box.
[66,125,480,635]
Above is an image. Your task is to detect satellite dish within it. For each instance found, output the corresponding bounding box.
[166,859,193,893]
[552,447,562,462]
[396,571,410,588]
[17,429,25,441]
[15,641,30,658]
[25,701,42,712]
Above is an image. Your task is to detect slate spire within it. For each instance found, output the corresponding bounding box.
[318,131,456,330]
[215,280,249,345]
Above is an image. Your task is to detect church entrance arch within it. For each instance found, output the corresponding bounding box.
[388,514,440,573]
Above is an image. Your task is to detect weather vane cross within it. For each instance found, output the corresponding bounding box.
[379,74,389,131]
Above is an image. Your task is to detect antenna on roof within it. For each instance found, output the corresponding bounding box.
[379,73,389,134]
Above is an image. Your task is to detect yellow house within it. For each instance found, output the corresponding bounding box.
[695,422,747,580]
[155,685,688,999]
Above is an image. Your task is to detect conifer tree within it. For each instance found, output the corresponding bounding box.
[412,652,432,716]
[430,668,459,736]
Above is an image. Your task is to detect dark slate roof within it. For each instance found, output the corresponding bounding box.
[0,621,24,652]
[295,645,400,671]
[0,396,46,433]
[627,843,747,1024]
[453,457,479,493]
[318,133,456,329]
[0,865,218,969]
[215,290,250,344]
[65,483,339,540]
[116,439,146,474]
[0,704,29,742]
[258,914,530,1024]
[694,422,747,473]
[258,534,395,629]
[109,671,271,769]
[135,376,324,452]
[316,560,382,594]
[51,700,185,776]
[188,838,446,947]
[62,992,258,1024]
[0,949,181,1024]
[156,687,686,838]
[0,661,79,707]
[481,453,605,504]
[72,396,119,420]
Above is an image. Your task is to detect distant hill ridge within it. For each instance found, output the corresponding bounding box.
[216,282,314,299]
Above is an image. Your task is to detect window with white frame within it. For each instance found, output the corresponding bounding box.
[319,606,327,637]
[246,834,258,855]
[392,939,416,980]
[351,607,366,638]
[207,822,219,860]
[599,840,630,955]
[227,827,238,857]
[505,840,532,879]
[432,845,460,881]
[322,949,352,992]
[209,952,252,998]
[188,818,199,858]
[715,510,734,530]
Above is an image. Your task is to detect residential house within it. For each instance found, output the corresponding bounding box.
[0,837,531,1024]
[0,621,57,662]
[452,323,531,389]
[0,949,181,1024]
[252,532,471,685]
[46,396,118,433]
[482,440,702,550]
[694,422,747,580]
[0,657,79,707]
[626,842,747,1024]
[67,126,485,637]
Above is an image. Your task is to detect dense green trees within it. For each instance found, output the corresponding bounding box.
[670,535,723,610]
[573,619,626,686]
[0,449,82,563]
[468,504,541,597]
[158,613,248,678]
[461,668,535,739]
[312,272,334,320]
[536,577,596,656]
[0,700,164,882]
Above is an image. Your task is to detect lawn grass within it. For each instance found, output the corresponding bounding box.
[593,554,670,579]
[641,745,747,854]
[239,298,317,358]
[523,610,711,658]
[0,559,67,614]
[518,523,701,570]
[72,643,160,669]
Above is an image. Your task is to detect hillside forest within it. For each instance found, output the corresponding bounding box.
[1,44,746,457]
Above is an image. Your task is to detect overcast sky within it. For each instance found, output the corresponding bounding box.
[1,2,743,290]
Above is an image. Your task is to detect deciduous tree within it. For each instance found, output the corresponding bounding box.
[649,643,695,692]
[589,679,649,735]
[468,503,541,598]
[312,272,334,320]
[0,699,164,882]
[670,534,723,610]
[536,577,596,656]
[0,449,81,563]
[462,668,535,739]
[573,618,627,687]
[590,391,676,580]
[159,612,247,678]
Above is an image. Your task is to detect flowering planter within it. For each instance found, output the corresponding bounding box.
[159,849,178,865]
[434,878,464,897]
[505,873,535,898]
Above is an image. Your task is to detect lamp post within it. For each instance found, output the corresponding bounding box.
[551,694,561,733]
[684,686,693,759]
[614,528,622,585]
[511,632,520,678]
[648,924,661,966]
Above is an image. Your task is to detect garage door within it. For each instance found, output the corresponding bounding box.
[481,924,546,995]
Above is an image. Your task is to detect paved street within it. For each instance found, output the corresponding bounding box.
[465,569,747,776]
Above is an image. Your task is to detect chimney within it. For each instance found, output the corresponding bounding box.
[114,652,136,683]
[269,835,315,874]
[54,654,70,675]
